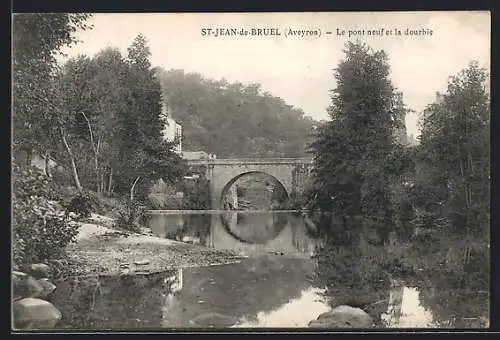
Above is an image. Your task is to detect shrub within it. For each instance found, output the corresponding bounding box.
[114,199,145,232]
[12,166,79,269]
[181,178,210,210]
[65,191,101,218]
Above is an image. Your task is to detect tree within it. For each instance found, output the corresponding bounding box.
[12,13,93,170]
[112,34,186,201]
[308,41,404,244]
[414,61,490,242]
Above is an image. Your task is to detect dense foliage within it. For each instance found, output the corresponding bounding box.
[12,167,80,269]
[114,199,146,232]
[412,61,489,240]
[409,61,490,319]
[51,35,187,198]
[310,43,490,327]
[12,13,93,164]
[12,15,187,269]
[307,42,409,244]
[65,192,101,218]
[155,69,316,158]
[180,178,211,210]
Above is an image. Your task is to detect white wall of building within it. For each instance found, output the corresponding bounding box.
[161,104,183,154]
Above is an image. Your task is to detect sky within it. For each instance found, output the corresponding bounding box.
[59,11,490,137]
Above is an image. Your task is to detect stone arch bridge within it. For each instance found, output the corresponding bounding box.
[186,158,313,210]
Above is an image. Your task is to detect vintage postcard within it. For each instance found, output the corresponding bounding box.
[12,11,490,330]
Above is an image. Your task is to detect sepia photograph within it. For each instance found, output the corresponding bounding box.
[11,11,490,330]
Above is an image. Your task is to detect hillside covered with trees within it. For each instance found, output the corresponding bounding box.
[155,69,316,158]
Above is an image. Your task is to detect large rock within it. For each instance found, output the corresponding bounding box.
[13,298,62,329]
[308,305,373,328]
[30,263,51,279]
[34,279,57,298]
[13,274,44,300]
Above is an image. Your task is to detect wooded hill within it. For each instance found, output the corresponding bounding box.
[155,68,317,158]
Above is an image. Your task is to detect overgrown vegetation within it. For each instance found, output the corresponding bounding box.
[12,166,80,270]
[114,199,146,232]
[65,192,101,218]
[180,177,211,210]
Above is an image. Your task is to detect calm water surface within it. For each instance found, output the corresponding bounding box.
[49,211,489,329]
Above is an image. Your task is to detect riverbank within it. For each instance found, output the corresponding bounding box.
[145,209,301,214]
[63,214,244,277]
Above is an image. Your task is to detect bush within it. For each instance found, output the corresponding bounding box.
[12,166,79,269]
[65,191,101,218]
[114,199,146,232]
[180,178,210,210]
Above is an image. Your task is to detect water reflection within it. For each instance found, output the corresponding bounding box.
[48,211,489,329]
[161,257,319,328]
[147,211,320,258]
[49,271,176,329]
[233,287,330,327]
[220,211,288,244]
[382,285,434,328]
[314,235,489,329]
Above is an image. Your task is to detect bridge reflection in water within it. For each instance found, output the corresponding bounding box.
[149,210,327,327]
[147,211,320,258]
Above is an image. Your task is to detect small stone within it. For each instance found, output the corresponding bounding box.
[30,264,51,279]
[13,298,62,329]
[134,259,150,266]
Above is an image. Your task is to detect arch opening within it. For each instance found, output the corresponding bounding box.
[219,171,289,211]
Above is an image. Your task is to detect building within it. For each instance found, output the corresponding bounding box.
[160,104,182,154]
[181,151,210,160]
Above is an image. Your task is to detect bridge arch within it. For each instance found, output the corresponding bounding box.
[219,171,289,210]
[185,158,312,210]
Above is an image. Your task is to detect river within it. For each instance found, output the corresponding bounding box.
[49,211,489,329]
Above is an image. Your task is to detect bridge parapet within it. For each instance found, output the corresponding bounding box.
[186,158,313,166]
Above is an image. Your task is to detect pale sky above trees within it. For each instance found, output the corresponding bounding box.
[59,11,490,137]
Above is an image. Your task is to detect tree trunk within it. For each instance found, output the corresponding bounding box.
[25,147,32,168]
[81,112,100,193]
[108,169,113,194]
[130,176,141,202]
[60,127,83,193]
[44,150,52,178]
[100,172,105,194]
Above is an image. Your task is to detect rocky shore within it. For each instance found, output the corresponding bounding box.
[12,215,244,330]
[64,215,244,277]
